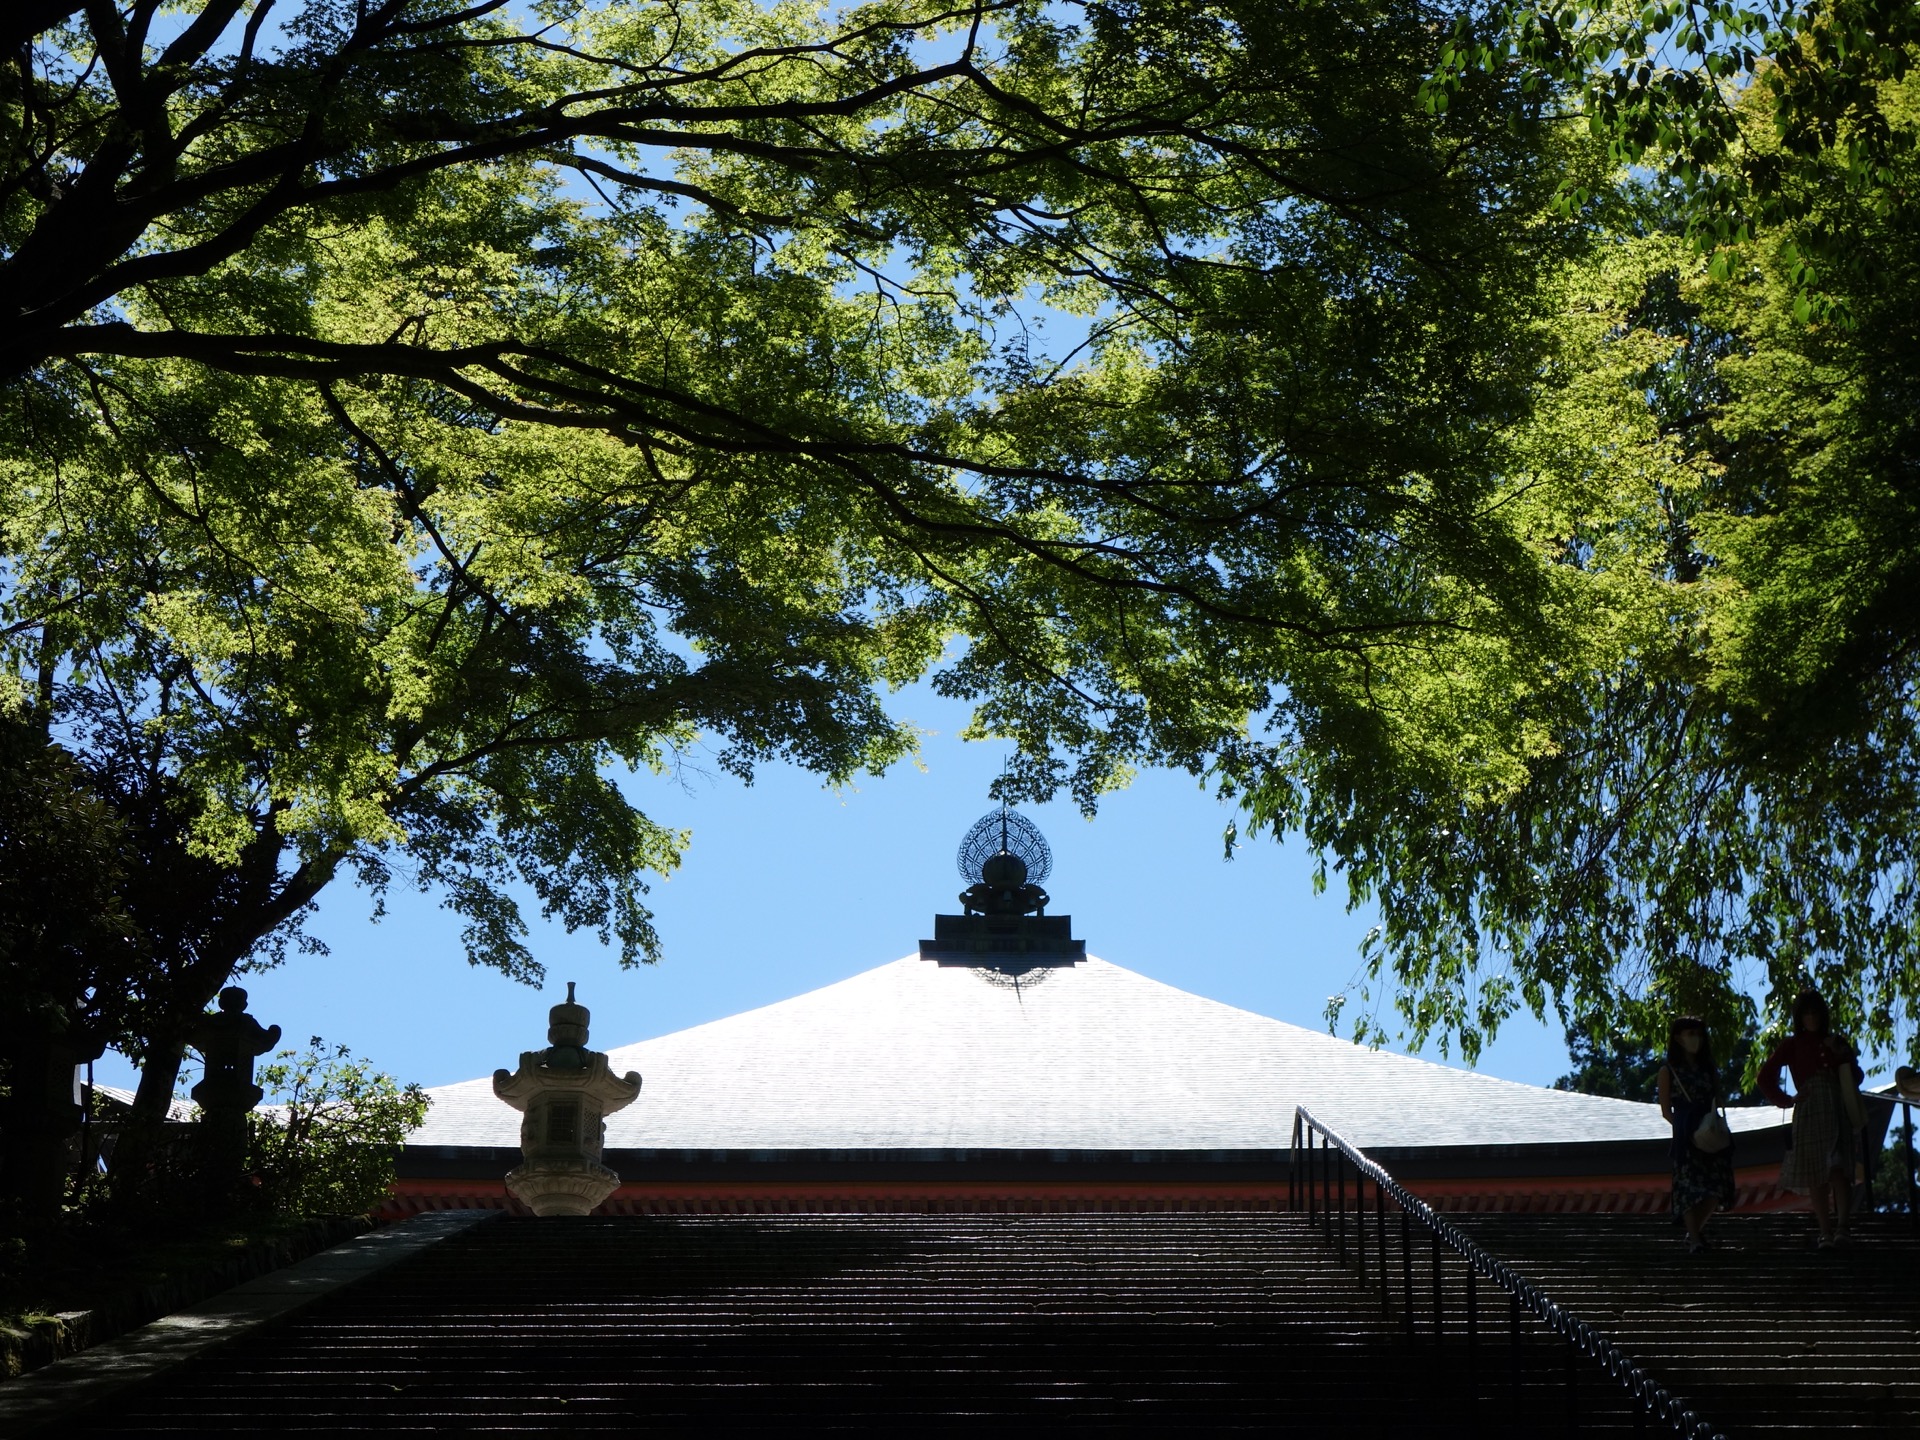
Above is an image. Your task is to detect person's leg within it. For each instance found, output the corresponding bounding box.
[1832,1165,1854,1238]
[1807,1175,1836,1241]
[1681,1198,1706,1245]
[1686,1198,1716,1246]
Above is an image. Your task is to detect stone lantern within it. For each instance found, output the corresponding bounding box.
[493,983,642,1216]
[188,986,282,1205]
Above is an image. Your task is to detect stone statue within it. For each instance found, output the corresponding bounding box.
[188,986,281,1203]
[493,983,642,1216]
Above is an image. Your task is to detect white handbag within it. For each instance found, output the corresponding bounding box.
[1693,1109,1734,1153]
[1674,1071,1733,1153]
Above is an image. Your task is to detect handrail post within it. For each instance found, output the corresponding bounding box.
[1401,1205,1413,1338]
[1318,1126,1328,1227]
[1509,1290,1521,1412]
[1565,1338,1578,1437]
[1356,1170,1367,1285]
[1431,1225,1442,1339]
[1306,1127,1316,1226]
[1336,1150,1347,1261]
[1375,1183,1388,1318]
[1905,1099,1916,1232]
[1466,1264,1478,1407]
[1866,1097,1884,1211]
[1289,1112,1299,1213]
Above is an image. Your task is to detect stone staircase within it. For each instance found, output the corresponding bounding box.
[59,1212,1633,1434]
[1452,1211,1920,1438]
[50,1209,1918,1435]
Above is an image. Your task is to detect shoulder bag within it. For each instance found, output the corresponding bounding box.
[1837,1042,1868,1132]
[1673,1070,1734,1154]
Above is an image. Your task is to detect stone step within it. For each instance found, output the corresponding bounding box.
[61,1213,1638,1435]
[1444,1212,1920,1438]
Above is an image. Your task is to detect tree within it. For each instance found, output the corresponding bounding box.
[1434,0,1920,270]
[2,1,1595,1186]
[1555,1014,1758,1104]
[0,717,142,1221]
[1229,30,1920,1069]
[1554,1025,1664,1105]
[247,1040,429,1217]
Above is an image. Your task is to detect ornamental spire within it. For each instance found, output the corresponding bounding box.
[920,808,1085,973]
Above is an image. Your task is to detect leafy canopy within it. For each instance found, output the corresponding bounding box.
[37,2,1916,1097]
[1249,28,1920,1068]
[2,0,1592,1069]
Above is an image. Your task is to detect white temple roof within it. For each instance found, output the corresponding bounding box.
[409,956,1787,1154]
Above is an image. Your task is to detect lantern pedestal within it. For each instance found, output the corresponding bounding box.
[503,1157,622,1217]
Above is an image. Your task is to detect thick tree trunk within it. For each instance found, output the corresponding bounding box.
[106,837,334,1196]
[107,954,233,1193]
[107,1035,189,1193]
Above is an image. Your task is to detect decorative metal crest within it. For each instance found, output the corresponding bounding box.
[956,807,1052,886]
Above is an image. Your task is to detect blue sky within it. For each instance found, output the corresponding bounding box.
[93,680,1574,1098]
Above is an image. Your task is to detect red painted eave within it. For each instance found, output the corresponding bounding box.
[379,1163,1795,1221]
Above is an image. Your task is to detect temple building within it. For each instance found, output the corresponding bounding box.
[388,810,1795,1218]
[14,814,1917,1440]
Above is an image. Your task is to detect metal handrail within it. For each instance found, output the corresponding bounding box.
[1292,1106,1727,1440]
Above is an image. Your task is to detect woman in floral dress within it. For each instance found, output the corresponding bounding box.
[1657,1016,1736,1253]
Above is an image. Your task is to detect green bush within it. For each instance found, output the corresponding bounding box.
[1874,1133,1916,1215]
[248,1041,428,1217]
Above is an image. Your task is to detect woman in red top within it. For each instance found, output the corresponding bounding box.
[1758,991,1865,1247]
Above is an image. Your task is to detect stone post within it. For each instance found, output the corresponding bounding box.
[493,984,642,1217]
[187,986,281,1205]
[0,1007,105,1223]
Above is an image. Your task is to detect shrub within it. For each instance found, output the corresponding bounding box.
[1874,1132,1916,1215]
[249,1041,428,1217]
